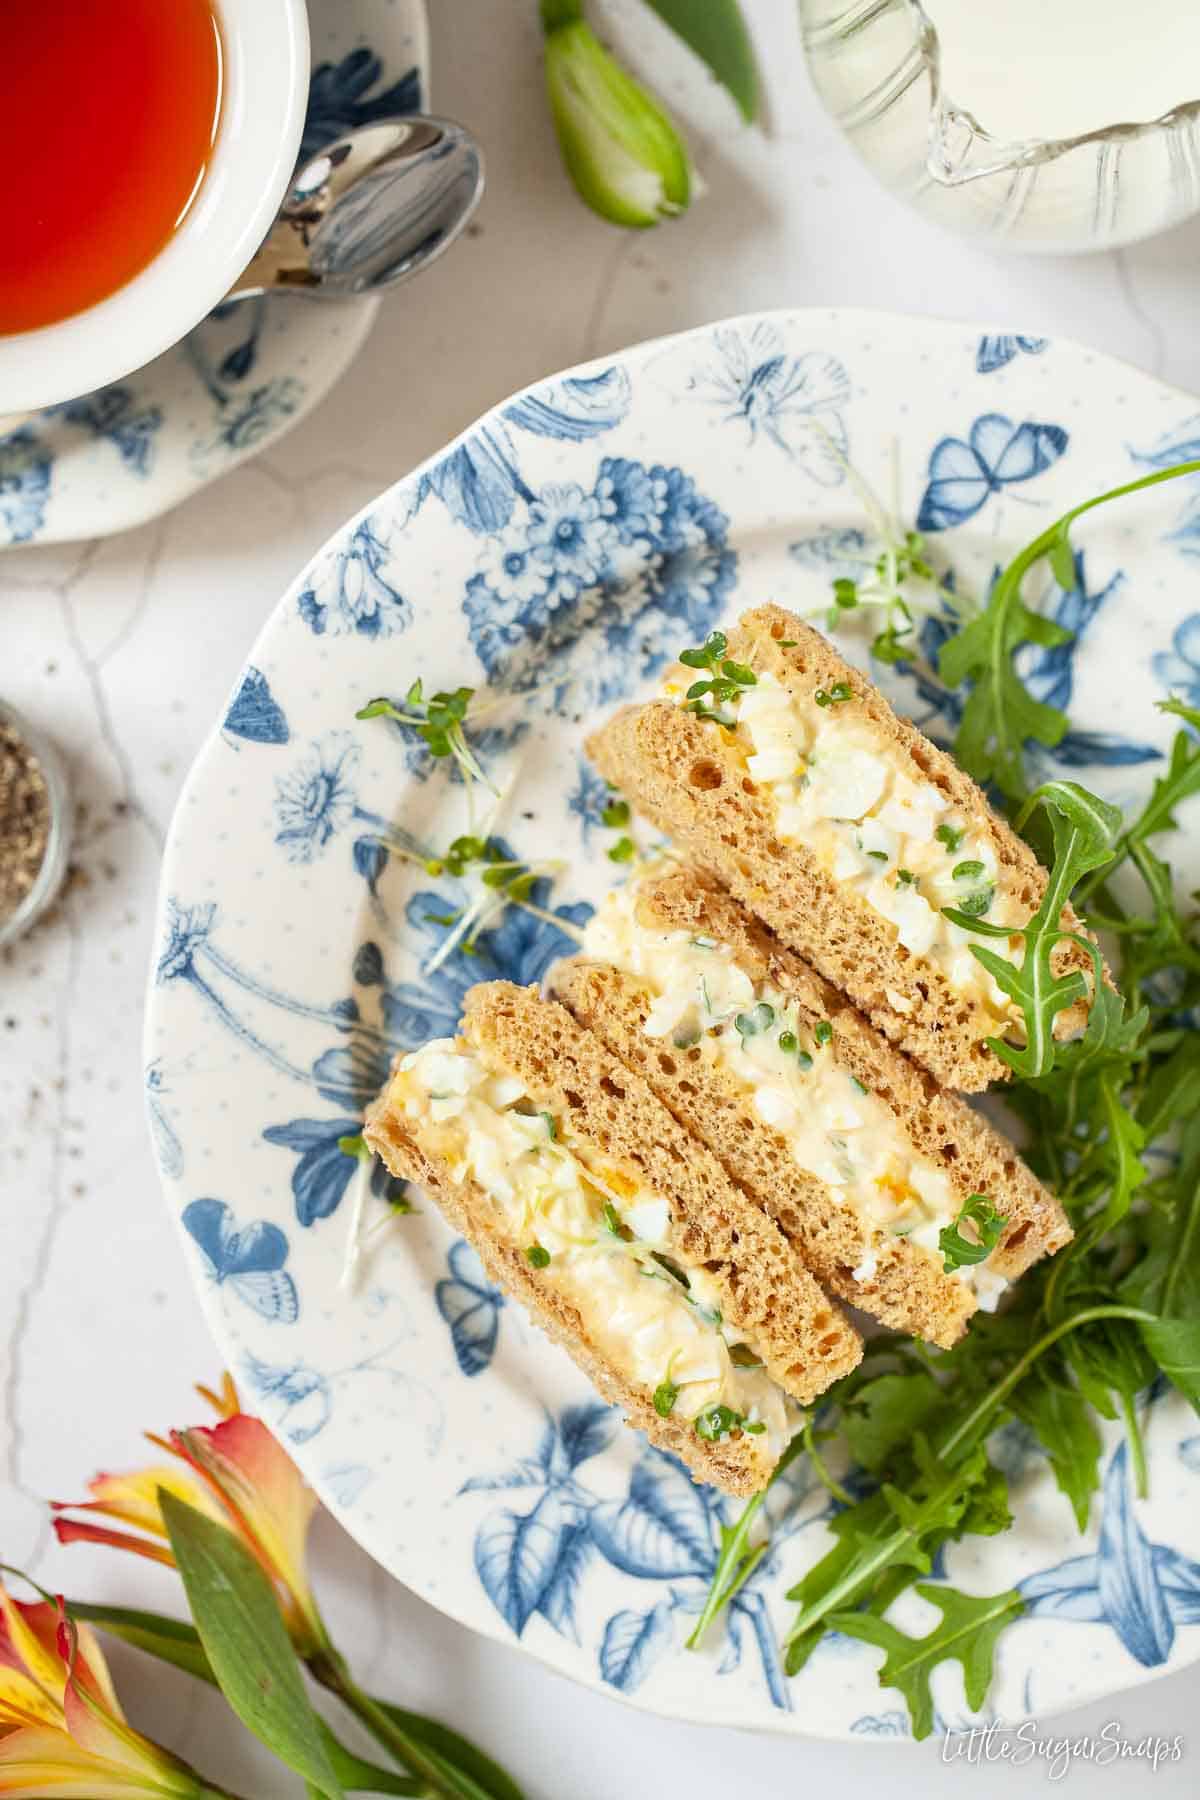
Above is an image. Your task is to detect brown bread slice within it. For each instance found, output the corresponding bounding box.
[550,869,1071,1349]
[365,983,862,1496]
[586,605,1101,1093]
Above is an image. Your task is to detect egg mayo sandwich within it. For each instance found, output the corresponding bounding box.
[586,605,1102,1092]
[365,981,863,1495]
[551,868,1072,1350]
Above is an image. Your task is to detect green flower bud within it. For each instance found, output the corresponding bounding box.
[542,10,691,228]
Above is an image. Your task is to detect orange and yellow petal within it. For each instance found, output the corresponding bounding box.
[50,1521,176,1568]
[52,1467,219,1542]
[173,1418,322,1643]
[0,1722,200,1797]
[0,1600,60,1711]
[194,1375,240,1421]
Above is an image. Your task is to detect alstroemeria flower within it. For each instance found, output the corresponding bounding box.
[0,1587,225,1798]
[51,1377,328,1658]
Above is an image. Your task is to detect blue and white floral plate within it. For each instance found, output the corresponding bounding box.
[147,312,1200,1738]
[0,0,428,551]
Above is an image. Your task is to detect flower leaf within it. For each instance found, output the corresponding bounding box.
[373,1703,527,1800]
[643,0,758,122]
[827,1585,1024,1740]
[159,1490,345,1798]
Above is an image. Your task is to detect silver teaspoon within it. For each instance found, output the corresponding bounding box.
[227,114,485,302]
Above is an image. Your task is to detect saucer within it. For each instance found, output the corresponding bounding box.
[0,0,429,552]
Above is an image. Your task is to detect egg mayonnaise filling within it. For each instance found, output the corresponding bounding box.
[581,885,1008,1310]
[389,1039,790,1451]
[665,665,1027,1029]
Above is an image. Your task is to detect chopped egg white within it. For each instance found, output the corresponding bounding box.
[389,1040,788,1453]
[697,668,1027,1026]
[580,885,1005,1297]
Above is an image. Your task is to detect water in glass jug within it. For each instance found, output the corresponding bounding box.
[799,0,1200,251]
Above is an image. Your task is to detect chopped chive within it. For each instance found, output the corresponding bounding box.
[866,850,889,863]
[743,1420,767,1435]
[896,869,917,886]
[337,1134,369,1160]
[829,681,853,702]
[540,1111,558,1140]
[935,823,964,852]
[735,1002,775,1040]
[952,859,985,881]
[777,638,799,647]
[956,887,995,918]
[607,836,635,863]
[526,1244,551,1268]
[797,1050,814,1070]
[814,1020,833,1047]
[849,1076,868,1096]
[601,799,630,828]
[778,1030,798,1055]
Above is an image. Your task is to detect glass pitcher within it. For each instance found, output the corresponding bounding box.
[798,0,1200,252]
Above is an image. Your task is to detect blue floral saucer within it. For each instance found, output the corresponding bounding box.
[0,0,428,551]
[147,312,1200,1738]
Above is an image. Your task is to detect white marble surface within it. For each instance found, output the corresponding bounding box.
[2,1,1199,1792]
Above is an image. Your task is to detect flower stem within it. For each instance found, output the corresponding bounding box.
[308,1650,459,1800]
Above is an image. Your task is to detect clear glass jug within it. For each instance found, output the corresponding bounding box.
[798,0,1200,252]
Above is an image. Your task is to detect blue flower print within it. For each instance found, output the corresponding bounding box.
[683,323,851,484]
[379,876,593,1051]
[223,667,289,745]
[198,379,304,460]
[0,428,51,544]
[1020,1442,1200,1666]
[503,367,632,442]
[53,387,163,476]
[594,458,666,547]
[1152,614,1200,714]
[274,732,361,864]
[527,484,609,601]
[156,901,218,985]
[302,50,421,163]
[242,1354,333,1444]
[568,758,611,842]
[917,414,1069,532]
[976,335,1048,375]
[297,519,412,639]
[263,1114,406,1228]
[477,528,553,609]
[850,1711,911,1737]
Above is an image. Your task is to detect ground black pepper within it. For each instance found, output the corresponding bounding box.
[0,718,51,925]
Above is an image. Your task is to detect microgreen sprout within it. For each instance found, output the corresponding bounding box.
[814,682,853,708]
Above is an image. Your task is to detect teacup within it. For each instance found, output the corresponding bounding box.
[0,0,310,415]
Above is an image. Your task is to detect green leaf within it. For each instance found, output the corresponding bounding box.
[827,1585,1024,1740]
[1047,527,1077,591]
[160,1491,345,1799]
[543,20,691,228]
[939,1195,1007,1272]
[1010,1370,1103,1529]
[1137,1032,1200,1141]
[374,1704,526,1800]
[842,1373,941,1474]
[1138,1317,1200,1410]
[971,781,1120,1080]
[319,1731,420,1797]
[62,1602,214,1684]
[643,0,759,122]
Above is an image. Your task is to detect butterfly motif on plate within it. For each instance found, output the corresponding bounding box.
[182,1197,299,1324]
[223,667,290,746]
[436,1238,504,1376]
[976,335,1049,375]
[916,413,1069,532]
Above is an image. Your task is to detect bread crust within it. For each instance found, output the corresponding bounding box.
[551,868,1071,1348]
[586,606,1101,1093]
[365,982,864,1495]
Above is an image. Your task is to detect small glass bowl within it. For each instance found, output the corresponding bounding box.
[0,701,72,951]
